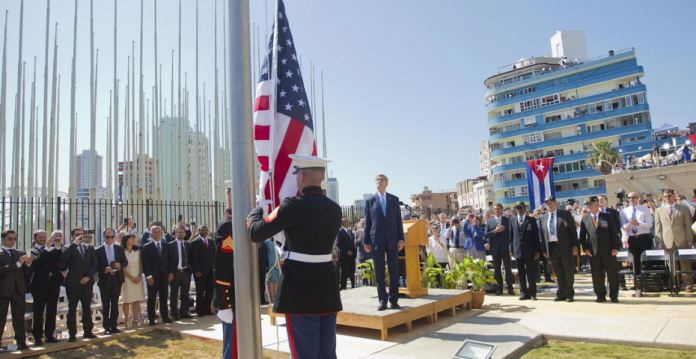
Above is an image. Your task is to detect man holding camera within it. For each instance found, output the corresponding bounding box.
[0,229,33,350]
[61,228,98,341]
[28,230,64,345]
[96,228,128,334]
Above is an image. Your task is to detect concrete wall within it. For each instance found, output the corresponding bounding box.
[605,163,696,201]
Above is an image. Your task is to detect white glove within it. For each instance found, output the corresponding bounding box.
[217,308,234,324]
[257,199,273,217]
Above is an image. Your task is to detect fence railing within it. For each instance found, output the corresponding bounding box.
[1,197,226,250]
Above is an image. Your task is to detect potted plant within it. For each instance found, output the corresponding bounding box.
[465,259,497,309]
[357,259,376,286]
[421,252,445,289]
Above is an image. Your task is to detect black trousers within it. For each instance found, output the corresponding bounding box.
[31,281,61,339]
[98,275,123,330]
[492,251,514,292]
[147,278,169,323]
[340,256,356,290]
[628,234,653,277]
[194,273,214,315]
[540,253,552,281]
[0,291,26,343]
[169,269,191,317]
[549,243,575,299]
[66,283,94,337]
[516,257,537,298]
[590,253,619,300]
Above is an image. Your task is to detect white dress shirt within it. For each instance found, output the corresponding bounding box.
[3,246,30,268]
[104,244,119,271]
[620,205,653,236]
[546,210,558,242]
[176,239,186,270]
[427,235,448,263]
[444,226,464,248]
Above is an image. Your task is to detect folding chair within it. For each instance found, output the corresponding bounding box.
[673,249,696,295]
[615,250,637,296]
[640,250,673,296]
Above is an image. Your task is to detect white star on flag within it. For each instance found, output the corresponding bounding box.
[281,58,287,65]
[285,70,293,78]
[285,103,293,111]
[279,90,287,97]
[304,114,310,120]
[286,39,293,46]
[298,99,305,106]
[536,163,545,172]
[291,84,299,92]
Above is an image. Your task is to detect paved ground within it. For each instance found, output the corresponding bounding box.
[10,273,696,358]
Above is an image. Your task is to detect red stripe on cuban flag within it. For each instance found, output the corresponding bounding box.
[525,158,555,210]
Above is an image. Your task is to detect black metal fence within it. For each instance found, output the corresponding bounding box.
[1,197,226,250]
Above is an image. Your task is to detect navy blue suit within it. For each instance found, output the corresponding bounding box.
[363,192,404,305]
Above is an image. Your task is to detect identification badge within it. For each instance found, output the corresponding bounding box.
[601,220,609,228]
[526,223,532,231]
[562,220,567,227]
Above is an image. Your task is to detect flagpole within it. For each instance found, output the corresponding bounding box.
[113,0,119,209]
[47,22,58,232]
[41,0,50,200]
[68,0,77,227]
[0,10,8,197]
[228,0,263,356]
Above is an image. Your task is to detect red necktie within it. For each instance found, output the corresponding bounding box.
[204,239,208,249]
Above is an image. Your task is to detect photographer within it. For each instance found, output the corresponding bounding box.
[620,192,654,295]
[61,228,98,342]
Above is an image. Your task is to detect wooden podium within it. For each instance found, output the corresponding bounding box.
[399,219,428,298]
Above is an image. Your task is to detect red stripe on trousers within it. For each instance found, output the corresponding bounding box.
[254,125,270,140]
[232,317,238,359]
[286,314,298,359]
[267,119,306,205]
[254,95,270,112]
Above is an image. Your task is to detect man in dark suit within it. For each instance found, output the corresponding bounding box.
[96,228,128,334]
[142,226,173,325]
[168,227,193,320]
[509,201,544,300]
[28,230,65,345]
[190,225,215,317]
[363,174,405,311]
[336,218,357,290]
[0,229,33,350]
[539,196,579,302]
[580,196,622,303]
[484,203,514,296]
[61,228,98,342]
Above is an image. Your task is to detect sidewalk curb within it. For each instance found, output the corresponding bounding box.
[540,334,696,352]
[502,333,545,359]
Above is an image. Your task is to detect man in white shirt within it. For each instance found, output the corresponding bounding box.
[438,213,449,233]
[444,215,466,269]
[427,224,448,287]
[620,192,654,293]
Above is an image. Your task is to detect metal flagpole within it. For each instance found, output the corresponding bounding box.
[54,75,60,200]
[195,0,199,202]
[177,0,182,202]
[223,0,230,193]
[89,0,95,213]
[139,0,145,202]
[12,0,25,204]
[27,57,36,201]
[214,1,219,201]
[228,0,262,356]
[113,0,118,208]
[107,90,112,223]
[131,43,135,203]
[90,48,100,232]
[0,10,8,197]
[20,61,26,205]
[42,0,50,200]
[321,71,327,179]
[170,50,174,201]
[47,23,58,232]
[68,0,78,227]
[154,0,159,200]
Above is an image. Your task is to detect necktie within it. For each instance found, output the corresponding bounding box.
[157,242,162,256]
[550,212,556,236]
[454,228,460,248]
[631,208,638,234]
[204,238,208,249]
[79,245,85,259]
[669,206,674,220]
[381,194,387,217]
[8,249,14,259]
[181,241,187,268]
[592,214,598,228]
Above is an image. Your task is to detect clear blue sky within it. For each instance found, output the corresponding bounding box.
[2,0,695,205]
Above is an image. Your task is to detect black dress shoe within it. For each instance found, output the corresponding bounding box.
[611,298,619,303]
[531,297,537,301]
[519,295,531,300]
[171,316,180,321]
[377,304,387,311]
[508,289,516,296]
[68,337,77,342]
[204,311,215,316]
[180,314,193,319]
[34,338,44,346]
[149,321,157,326]
[197,314,205,318]
[83,333,97,339]
[45,337,60,343]
[104,330,112,335]
[544,279,555,283]
[111,328,121,334]
[390,303,401,309]
[566,298,574,303]
[495,291,503,296]
[163,318,173,323]
[553,297,566,302]
[595,297,606,303]
[620,285,628,291]
[17,343,29,350]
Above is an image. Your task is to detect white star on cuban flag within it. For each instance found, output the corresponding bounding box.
[525,158,555,210]
[252,0,317,216]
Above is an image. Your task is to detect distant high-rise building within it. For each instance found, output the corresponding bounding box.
[118,155,155,200]
[353,193,372,208]
[327,178,339,204]
[75,150,103,189]
[479,141,492,178]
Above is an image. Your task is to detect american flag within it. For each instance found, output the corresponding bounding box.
[253,0,316,209]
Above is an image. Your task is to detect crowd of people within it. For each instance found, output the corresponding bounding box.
[617,142,693,171]
[0,218,219,350]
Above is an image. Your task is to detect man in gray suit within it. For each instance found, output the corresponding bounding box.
[484,203,514,295]
[539,196,579,302]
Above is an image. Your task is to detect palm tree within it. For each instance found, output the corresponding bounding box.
[587,139,620,175]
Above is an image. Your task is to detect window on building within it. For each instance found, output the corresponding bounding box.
[545,114,563,123]
[587,123,605,133]
[553,160,587,174]
[520,86,536,96]
[494,173,506,183]
[594,179,606,187]
[553,178,588,192]
[523,132,544,144]
[509,155,524,164]
[545,132,562,141]
[520,186,528,196]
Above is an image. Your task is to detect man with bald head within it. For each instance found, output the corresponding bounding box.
[620,192,653,294]
[29,230,64,344]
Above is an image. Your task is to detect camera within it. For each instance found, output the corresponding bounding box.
[615,189,626,200]
[567,198,576,206]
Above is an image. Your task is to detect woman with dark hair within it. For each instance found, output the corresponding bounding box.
[463,214,487,260]
[121,234,145,328]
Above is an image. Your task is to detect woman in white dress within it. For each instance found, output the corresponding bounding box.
[121,234,145,328]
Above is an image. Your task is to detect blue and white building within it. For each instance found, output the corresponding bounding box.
[485,30,655,208]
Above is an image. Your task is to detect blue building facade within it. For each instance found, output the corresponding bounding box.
[485,31,676,208]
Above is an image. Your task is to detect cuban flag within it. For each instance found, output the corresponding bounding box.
[526,158,555,210]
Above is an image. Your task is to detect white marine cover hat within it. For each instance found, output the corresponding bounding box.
[289,154,331,174]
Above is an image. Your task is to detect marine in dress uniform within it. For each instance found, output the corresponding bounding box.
[579,196,622,303]
[248,155,343,359]
[213,187,238,359]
